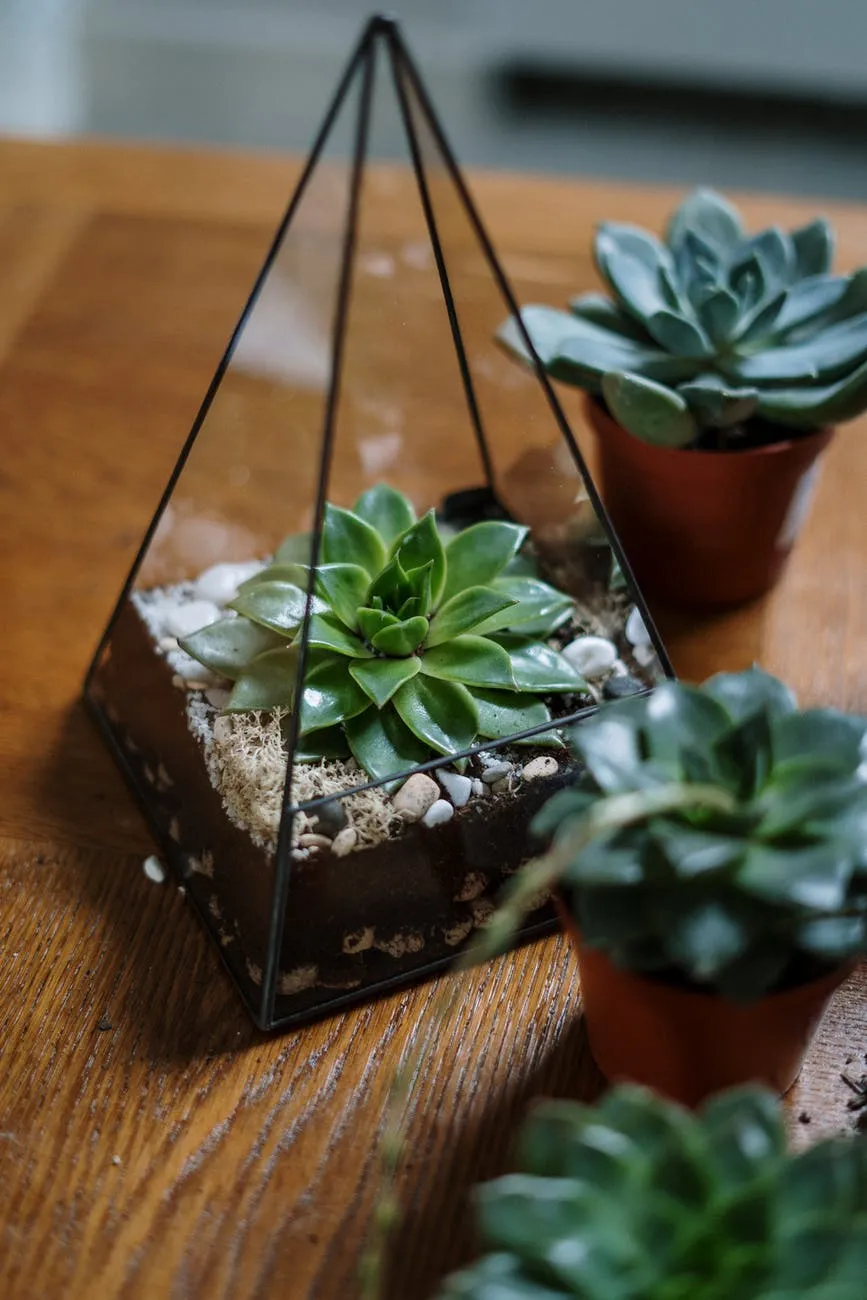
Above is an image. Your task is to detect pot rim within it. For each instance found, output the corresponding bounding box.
[584,393,833,463]
[555,892,853,1003]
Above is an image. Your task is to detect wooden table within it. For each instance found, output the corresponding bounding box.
[1,137,866,1299]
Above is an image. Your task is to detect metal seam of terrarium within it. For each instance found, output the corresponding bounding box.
[262,31,378,1024]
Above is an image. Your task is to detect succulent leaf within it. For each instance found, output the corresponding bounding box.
[178,616,284,680]
[602,371,697,448]
[666,187,744,251]
[274,531,312,565]
[790,217,834,277]
[568,292,650,342]
[677,374,759,428]
[182,485,588,782]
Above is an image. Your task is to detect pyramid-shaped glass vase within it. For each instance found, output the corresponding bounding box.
[84,16,671,1030]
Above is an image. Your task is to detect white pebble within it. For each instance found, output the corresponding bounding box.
[422,799,455,828]
[112,1155,121,1167]
[157,636,179,652]
[435,768,473,808]
[142,855,165,884]
[522,755,559,780]
[634,643,657,667]
[393,772,440,822]
[625,607,651,646]
[332,827,358,858]
[162,599,221,640]
[472,779,488,798]
[205,687,231,709]
[610,658,629,677]
[481,762,511,785]
[194,561,264,605]
[562,635,617,679]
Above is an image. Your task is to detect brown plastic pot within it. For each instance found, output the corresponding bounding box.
[585,396,834,609]
[557,899,850,1108]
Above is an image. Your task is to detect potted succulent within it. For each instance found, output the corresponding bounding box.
[484,667,867,1106]
[498,188,867,607]
[438,1084,867,1298]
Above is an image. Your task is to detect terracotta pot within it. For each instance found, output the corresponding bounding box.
[585,397,834,609]
[557,899,850,1108]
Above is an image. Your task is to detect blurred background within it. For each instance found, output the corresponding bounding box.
[2,0,867,197]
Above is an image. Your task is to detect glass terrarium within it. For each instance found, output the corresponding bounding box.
[84,17,671,1029]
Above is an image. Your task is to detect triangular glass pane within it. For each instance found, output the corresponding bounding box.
[85,19,672,1031]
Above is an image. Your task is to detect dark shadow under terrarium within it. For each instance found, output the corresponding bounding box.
[84,17,670,1029]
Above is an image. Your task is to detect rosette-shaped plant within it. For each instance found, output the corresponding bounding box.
[498,188,867,447]
[180,485,587,782]
[439,1085,867,1299]
[531,668,867,999]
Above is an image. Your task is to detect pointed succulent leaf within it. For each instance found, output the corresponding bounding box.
[274,530,312,565]
[299,654,371,735]
[442,520,528,604]
[551,320,703,390]
[426,586,519,647]
[696,286,740,343]
[494,305,576,369]
[729,251,768,315]
[349,655,422,709]
[357,606,398,644]
[741,228,794,290]
[314,563,370,631]
[677,374,759,428]
[756,354,867,427]
[371,616,429,656]
[732,289,787,346]
[602,371,697,448]
[320,502,387,575]
[397,595,425,621]
[229,580,309,634]
[666,187,744,250]
[344,705,430,784]
[393,511,446,605]
[304,613,372,658]
[500,637,588,693]
[367,552,414,609]
[567,292,651,342]
[669,900,752,980]
[404,560,435,615]
[772,274,851,337]
[393,676,478,756]
[791,217,834,278]
[236,562,308,594]
[178,616,284,681]
[773,708,867,774]
[738,842,852,910]
[595,223,680,322]
[475,577,573,638]
[703,667,797,724]
[676,229,722,292]
[472,689,553,741]
[225,646,298,712]
[797,915,866,960]
[421,635,518,691]
[644,309,714,358]
[352,483,416,543]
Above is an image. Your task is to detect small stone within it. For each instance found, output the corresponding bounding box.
[142,855,166,884]
[393,772,440,822]
[491,777,511,795]
[625,606,651,647]
[112,1155,121,1166]
[311,799,348,838]
[162,599,221,640]
[205,687,231,709]
[481,762,511,785]
[158,636,179,652]
[634,644,657,668]
[521,755,559,781]
[422,799,455,828]
[212,716,232,743]
[471,779,487,798]
[561,635,617,679]
[194,561,264,605]
[96,1016,113,1032]
[298,833,332,851]
[603,674,645,700]
[331,827,358,857]
[435,769,473,808]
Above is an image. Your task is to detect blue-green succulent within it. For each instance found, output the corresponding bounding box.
[499,188,867,448]
[179,484,588,783]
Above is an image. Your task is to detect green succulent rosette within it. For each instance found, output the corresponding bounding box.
[180,485,588,782]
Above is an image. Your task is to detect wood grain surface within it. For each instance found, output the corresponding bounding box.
[1,138,866,1299]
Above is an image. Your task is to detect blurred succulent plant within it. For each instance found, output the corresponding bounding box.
[180,484,587,783]
[531,668,867,999]
[498,188,867,448]
[439,1084,867,1299]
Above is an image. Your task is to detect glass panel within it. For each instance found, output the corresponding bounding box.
[85,19,672,1029]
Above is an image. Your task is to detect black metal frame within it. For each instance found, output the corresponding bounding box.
[84,15,674,1031]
